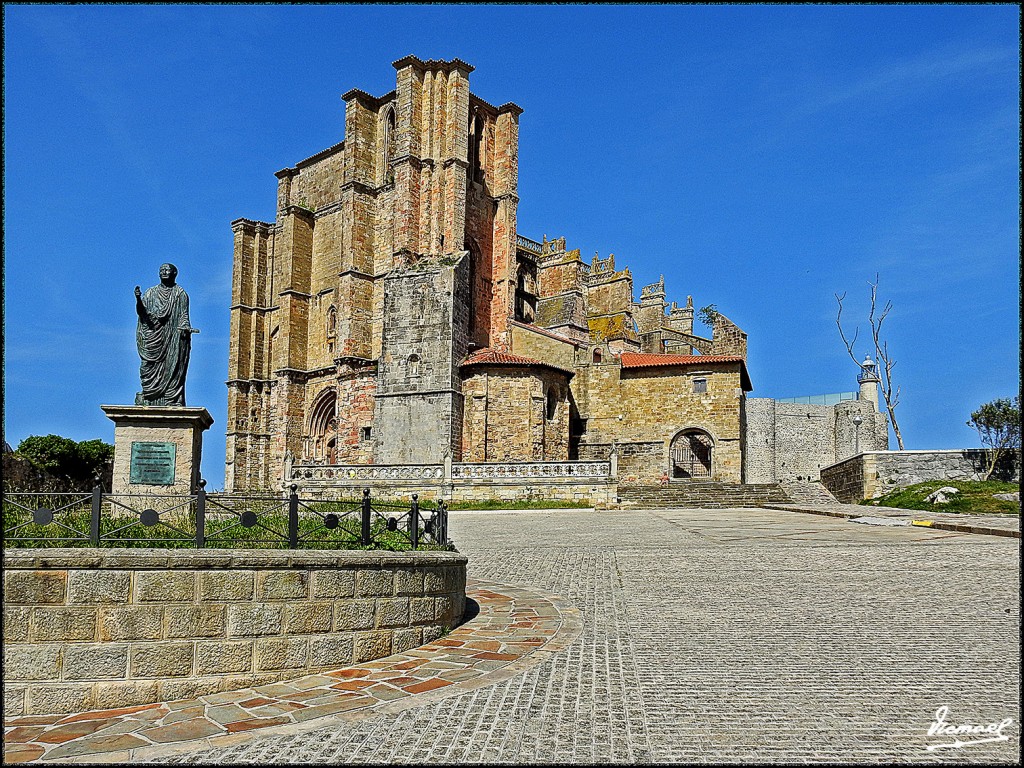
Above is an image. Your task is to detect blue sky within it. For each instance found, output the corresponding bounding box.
[4,4,1019,488]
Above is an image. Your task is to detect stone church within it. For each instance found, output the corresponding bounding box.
[225,56,886,493]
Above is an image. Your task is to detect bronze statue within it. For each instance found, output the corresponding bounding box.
[135,263,197,406]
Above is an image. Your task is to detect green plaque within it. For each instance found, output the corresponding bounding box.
[129,442,177,485]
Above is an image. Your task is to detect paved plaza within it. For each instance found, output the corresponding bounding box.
[6,506,1021,764]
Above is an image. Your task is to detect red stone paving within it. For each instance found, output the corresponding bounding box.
[5,717,62,726]
[392,659,429,670]
[56,704,161,724]
[224,716,292,733]
[2,580,580,764]
[471,651,520,661]
[326,668,371,679]
[329,679,377,691]
[43,733,150,759]
[2,743,45,764]
[34,720,110,744]
[403,678,453,694]
[238,697,275,708]
[377,676,418,686]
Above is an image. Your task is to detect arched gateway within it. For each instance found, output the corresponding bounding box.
[670,429,714,479]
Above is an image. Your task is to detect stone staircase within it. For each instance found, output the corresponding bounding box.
[778,481,841,507]
[617,482,793,509]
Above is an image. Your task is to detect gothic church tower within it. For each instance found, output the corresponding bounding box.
[226,57,522,489]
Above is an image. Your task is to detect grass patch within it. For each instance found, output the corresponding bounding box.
[861,480,1019,515]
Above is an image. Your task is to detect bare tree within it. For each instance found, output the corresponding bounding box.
[835,274,905,450]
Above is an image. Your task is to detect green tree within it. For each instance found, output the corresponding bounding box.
[967,397,1021,481]
[697,304,720,328]
[77,439,115,474]
[14,435,113,485]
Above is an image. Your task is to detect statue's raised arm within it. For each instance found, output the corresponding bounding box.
[135,263,194,406]
[134,285,149,323]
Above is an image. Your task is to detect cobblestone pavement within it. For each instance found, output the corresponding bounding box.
[11,506,1022,764]
[768,500,1020,537]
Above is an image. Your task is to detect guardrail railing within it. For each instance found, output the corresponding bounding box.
[2,485,449,551]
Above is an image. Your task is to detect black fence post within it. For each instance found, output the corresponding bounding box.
[195,479,207,548]
[438,499,448,547]
[361,489,372,546]
[409,494,419,550]
[288,484,299,549]
[90,476,102,547]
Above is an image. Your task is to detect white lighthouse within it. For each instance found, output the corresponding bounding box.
[857,354,881,410]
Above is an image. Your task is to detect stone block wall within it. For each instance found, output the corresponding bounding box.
[580,362,744,483]
[3,549,467,717]
[744,397,887,483]
[611,442,664,485]
[375,259,468,464]
[820,449,1021,502]
[460,367,571,462]
[818,453,867,503]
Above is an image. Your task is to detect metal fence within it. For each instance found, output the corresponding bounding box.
[2,485,449,551]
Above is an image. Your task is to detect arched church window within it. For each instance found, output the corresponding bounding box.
[408,354,421,378]
[468,109,484,184]
[267,326,279,376]
[381,105,396,186]
[326,306,337,338]
[466,238,481,339]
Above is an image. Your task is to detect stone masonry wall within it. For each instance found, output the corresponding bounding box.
[820,449,1021,502]
[374,258,468,464]
[818,453,868,503]
[744,397,887,483]
[3,549,467,717]
[460,368,570,462]
[579,362,744,483]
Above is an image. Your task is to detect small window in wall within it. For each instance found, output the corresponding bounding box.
[408,354,421,377]
[693,378,707,394]
[326,306,337,354]
[593,349,603,363]
[360,426,372,441]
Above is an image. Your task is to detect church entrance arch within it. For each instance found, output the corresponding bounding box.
[670,429,714,479]
[305,389,338,463]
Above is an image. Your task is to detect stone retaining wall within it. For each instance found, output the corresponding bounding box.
[289,460,618,506]
[2,548,466,717]
[818,454,867,503]
[821,449,1021,502]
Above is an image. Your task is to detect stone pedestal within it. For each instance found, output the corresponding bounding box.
[101,405,214,495]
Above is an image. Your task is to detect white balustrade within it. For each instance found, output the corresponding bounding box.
[289,460,612,483]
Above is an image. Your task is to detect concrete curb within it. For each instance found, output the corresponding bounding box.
[763,504,1021,539]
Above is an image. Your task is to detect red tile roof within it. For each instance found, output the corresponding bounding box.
[619,353,744,368]
[460,348,573,375]
[619,352,752,391]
